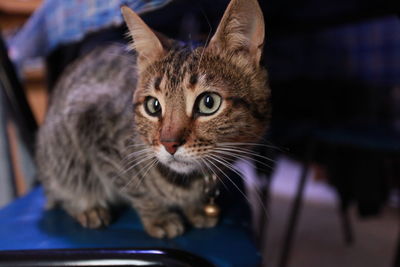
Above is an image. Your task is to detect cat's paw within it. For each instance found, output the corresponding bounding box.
[74,207,112,229]
[185,209,219,229]
[142,213,185,239]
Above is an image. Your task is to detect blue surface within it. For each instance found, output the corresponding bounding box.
[0,186,261,267]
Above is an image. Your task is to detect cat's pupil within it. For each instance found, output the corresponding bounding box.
[153,99,160,110]
[196,92,222,115]
[204,95,214,109]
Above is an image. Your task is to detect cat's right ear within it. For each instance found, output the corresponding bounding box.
[121,6,164,68]
[207,0,265,65]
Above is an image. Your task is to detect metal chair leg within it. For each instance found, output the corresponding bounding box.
[258,175,271,250]
[278,161,310,267]
[0,35,37,157]
[0,90,17,199]
[339,204,354,245]
[394,226,400,267]
[277,140,315,267]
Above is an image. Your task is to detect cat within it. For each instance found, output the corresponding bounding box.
[36,0,270,238]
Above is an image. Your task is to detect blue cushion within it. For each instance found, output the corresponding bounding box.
[0,186,261,267]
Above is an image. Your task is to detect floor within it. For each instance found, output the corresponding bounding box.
[241,157,399,267]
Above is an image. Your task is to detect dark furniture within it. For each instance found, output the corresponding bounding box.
[0,248,215,267]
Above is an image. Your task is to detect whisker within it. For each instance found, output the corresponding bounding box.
[113,153,154,182]
[215,147,277,163]
[131,158,159,191]
[125,143,148,148]
[123,148,153,161]
[212,149,274,170]
[208,154,269,217]
[201,157,230,191]
[119,150,153,173]
[204,155,256,213]
[121,157,157,192]
[194,158,209,177]
[219,142,284,151]
[118,142,147,156]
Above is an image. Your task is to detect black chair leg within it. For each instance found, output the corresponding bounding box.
[0,91,17,199]
[278,161,310,267]
[394,226,400,267]
[0,35,37,157]
[339,204,354,245]
[258,175,271,250]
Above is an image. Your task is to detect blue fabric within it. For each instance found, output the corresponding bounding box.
[0,186,261,267]
[8,0,173,64]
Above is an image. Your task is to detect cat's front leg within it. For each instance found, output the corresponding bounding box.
[72,207,112,229]
[133,200,185,238]
[60,197,113,229]
[183,204,219,229]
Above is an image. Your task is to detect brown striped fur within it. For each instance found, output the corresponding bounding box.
[36,0,270,238]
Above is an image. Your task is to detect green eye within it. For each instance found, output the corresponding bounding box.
[144,96,161,116]
[196,92,222,115]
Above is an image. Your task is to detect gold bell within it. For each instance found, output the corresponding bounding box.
[203,199,220,217]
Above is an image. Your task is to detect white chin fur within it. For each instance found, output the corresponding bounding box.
[156,146,199,175]
[167,160,198,174]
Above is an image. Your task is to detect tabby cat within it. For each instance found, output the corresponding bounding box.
[36,0,270,238]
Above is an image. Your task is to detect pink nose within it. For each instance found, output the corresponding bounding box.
[161,140,180,155]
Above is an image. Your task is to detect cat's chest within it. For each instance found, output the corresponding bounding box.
[144,169,207,205]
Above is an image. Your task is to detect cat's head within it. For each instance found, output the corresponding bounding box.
[122,0,270,175]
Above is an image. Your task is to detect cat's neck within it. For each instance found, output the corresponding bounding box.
[156,163,206,189]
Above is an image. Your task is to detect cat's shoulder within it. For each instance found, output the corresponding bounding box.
[59,44,136,89]
[47,44,136,121]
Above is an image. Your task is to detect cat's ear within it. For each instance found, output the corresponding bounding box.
[207,0,265,65]
[121,6,164,67]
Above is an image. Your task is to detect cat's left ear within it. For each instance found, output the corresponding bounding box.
[121,6,164,67]
[207,0,265,65]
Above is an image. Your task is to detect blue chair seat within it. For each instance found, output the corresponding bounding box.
[0,186,261,267]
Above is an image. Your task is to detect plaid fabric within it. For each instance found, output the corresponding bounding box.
[265,16,400,87]
[8,0,172,64]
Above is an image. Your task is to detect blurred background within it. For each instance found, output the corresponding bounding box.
[0,0,399,266]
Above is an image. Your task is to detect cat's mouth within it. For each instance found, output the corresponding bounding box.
[167,159,197,174]
[156,147,199,174]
